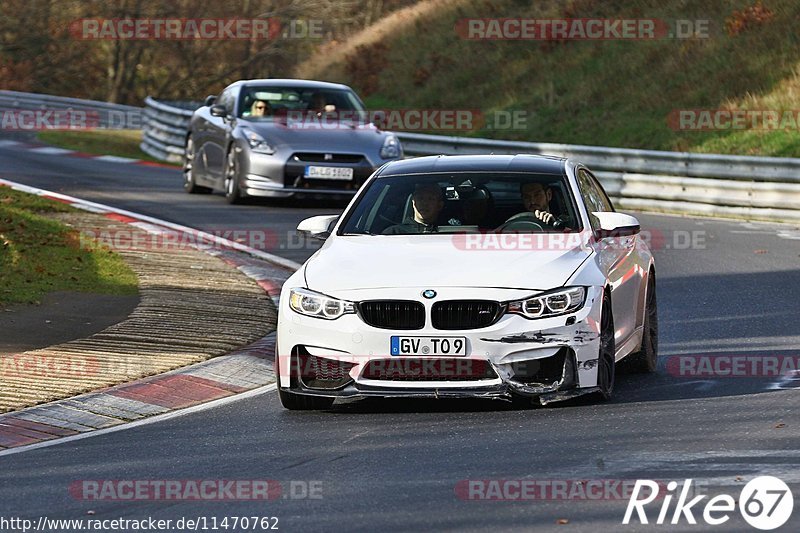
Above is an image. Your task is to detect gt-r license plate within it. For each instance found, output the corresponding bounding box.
[305,166,354,180]
[390,336,467,356]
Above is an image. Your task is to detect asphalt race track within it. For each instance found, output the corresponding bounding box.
[1,134,799,531]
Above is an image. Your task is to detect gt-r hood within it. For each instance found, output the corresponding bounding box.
[304,235,592,294]
[241,120,389,153]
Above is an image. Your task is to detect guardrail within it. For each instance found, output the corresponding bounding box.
[139,96,800,223]
[140,97,195,163]
[0,90,142,129]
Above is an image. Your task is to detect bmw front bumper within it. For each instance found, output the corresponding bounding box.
[276,286,605,403]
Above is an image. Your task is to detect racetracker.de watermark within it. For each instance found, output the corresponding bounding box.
[668,109,800,131]
[449,229,706,252]
[69,480,322,501]
[666,354,800,378]
[279,109,529,132]
[69,18,282,40]
[455,479,667,501]
[0,110,99,131]
[78,228,319,253]
[0,109,142,130]
[455,18,710,40]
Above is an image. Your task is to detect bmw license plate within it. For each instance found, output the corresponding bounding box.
[390,336,467,356]
[305,166,354,180]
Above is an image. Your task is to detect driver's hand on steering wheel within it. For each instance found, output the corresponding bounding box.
[533,210,555,225]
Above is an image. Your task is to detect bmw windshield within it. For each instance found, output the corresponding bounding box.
[339,172,582,235]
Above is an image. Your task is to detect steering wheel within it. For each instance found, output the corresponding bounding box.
[496,212,545,232]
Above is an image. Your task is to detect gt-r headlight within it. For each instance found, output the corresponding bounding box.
[379,134,402,159]
[289,288,355,320]
[243,129,275,155]
[507,287,586,319]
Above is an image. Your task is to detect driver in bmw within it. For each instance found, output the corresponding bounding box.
[506,182,571,229]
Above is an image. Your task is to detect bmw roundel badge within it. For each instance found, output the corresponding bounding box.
[422,289,437,299]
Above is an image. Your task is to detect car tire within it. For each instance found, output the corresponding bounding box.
[274,350,335,411]
[596,291,616,401]
[224,147,245,204]
[622,274,659,373]
[183,136,211,194]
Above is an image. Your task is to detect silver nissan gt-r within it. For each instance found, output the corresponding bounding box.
[183,79,403,204]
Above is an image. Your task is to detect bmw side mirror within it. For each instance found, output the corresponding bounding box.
[210,104,228,118]
[204,95,217,107]
[592,212,640,239]
[297,215,339,241]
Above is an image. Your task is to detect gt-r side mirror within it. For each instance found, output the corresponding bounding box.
[297,215,339,241]
[204,95,217,107]
[210,104,228,118]
[592,212,640,239]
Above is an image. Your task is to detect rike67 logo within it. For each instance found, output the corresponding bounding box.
[623,476,794,530]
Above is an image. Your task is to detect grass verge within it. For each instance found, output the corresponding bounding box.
[0,187,139,305]
[36,129,176,165]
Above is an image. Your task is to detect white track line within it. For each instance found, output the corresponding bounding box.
[27,146,74,155]
[94,155,138,163]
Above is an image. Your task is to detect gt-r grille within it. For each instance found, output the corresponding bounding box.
[362,358,498,381]
[358,300,425,330]
[293,152,365,164]
[431,300,504,330]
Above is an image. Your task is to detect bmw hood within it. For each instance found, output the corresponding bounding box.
[241,120,390,153]
[303,235,592,295]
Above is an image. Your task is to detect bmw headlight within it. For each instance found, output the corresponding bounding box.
[507,287,586,319]
[379,134,402,159]
[289,288,355,320]
[244,129,275,155]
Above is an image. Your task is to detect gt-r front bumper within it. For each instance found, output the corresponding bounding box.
[239,148,390,198]
[276,285,605,403]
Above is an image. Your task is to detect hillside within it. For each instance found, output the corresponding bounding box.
[297,0,800,156]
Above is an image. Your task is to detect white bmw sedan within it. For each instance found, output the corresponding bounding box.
[276,155,657,409]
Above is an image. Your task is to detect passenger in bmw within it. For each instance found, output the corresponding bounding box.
[383,183,445,234]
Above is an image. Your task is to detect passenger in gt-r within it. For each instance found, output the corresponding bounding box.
[383,183,445,234]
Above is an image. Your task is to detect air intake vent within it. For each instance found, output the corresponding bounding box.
[362,358,498,381]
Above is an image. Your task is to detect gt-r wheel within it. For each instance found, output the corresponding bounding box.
[224,147,245,204]
[596,291,616,401]
[274,350,335,411]
[622,274,659,373]
[183,136,211,194]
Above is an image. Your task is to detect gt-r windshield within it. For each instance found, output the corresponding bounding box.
[238,86,366,120]
[340,172,582,235]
